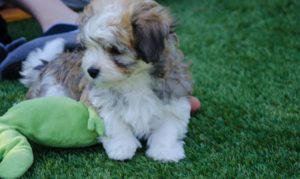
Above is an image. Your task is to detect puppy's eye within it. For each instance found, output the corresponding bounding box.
[108,46,122,55]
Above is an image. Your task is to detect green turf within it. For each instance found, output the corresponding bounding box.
[1,0,300,178]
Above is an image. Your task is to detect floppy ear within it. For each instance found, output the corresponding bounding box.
[131,2,172,63]
[77,2,95,44]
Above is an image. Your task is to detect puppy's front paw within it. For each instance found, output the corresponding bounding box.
[101,137,141,160]
[146,141,185,162]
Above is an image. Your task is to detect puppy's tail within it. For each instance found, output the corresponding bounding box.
[20,38,65,87]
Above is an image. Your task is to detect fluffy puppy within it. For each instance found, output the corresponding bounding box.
[20,0,192,162]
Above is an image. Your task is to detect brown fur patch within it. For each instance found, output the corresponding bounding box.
[131,1,173,63]
[26,51,87,100]
[117,11,134,48]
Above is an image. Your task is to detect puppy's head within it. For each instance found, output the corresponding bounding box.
[79,0,174,84]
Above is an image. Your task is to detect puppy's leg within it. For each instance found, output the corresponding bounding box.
[146,98,191,162]
[100,117,141,160]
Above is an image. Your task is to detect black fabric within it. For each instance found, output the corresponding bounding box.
[0,15,11,44]
[1,60,22,79]
[0,44,7,63]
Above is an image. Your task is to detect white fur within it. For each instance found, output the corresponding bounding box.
[146,98,190,162]
[81,47,127,83]
[20,38,65,87]
[40,76,68,97]
[89,66,191,161]
[81,2,123,48]
[54,25,189,163]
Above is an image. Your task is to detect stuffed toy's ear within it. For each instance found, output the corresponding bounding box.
[87,107,105,136]
[0,126,33,179]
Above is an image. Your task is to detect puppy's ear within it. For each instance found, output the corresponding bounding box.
[131,1,172,63]
[78,2,94,28]
[77,2,95,44]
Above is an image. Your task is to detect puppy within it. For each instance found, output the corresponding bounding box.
[20,0,192,162]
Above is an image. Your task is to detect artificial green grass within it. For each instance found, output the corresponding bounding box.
[1,0,299,178]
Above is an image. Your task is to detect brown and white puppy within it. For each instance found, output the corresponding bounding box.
[21,0,192,162]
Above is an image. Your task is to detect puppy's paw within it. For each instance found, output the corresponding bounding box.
[101,136,141,160]
[146,141,185,162]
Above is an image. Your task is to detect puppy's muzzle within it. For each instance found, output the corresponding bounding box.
[87,67,100,79]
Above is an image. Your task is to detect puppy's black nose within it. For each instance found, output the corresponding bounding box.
[87,67,100,78]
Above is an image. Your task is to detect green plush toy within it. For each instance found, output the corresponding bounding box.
[0,96,104,178]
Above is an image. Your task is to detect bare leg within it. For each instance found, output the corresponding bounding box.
[8,0,79,32]
[190,96,201,112]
